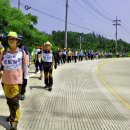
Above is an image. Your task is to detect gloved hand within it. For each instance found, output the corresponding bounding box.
[54,64,57,69]
[23,79,27,85]
[0,71,2,79]
[33,59,36,64]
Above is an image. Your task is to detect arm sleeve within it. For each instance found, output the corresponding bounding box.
[23,51,29,79]
[53,52,57,67]
[0,52,4,70]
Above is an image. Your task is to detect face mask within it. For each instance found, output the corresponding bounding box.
[44,50,50,53]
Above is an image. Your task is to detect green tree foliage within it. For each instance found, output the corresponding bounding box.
[0,0,53,52]
[51,31,130,55]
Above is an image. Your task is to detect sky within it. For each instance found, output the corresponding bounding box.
[11,0,130,43]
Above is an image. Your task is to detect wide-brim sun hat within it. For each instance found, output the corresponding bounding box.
[7,31,18,39]
[44,41,52,46]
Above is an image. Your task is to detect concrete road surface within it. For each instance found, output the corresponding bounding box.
[97,58,130,109]
[0,58,130,130]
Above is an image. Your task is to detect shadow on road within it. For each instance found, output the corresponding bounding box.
[0,116,10,130]
[30,86,44,90]
[29,71,35,74]
[30,76,40,79]
[0,95,6,99]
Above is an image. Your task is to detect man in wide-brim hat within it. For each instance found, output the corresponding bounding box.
[41,41,57,91]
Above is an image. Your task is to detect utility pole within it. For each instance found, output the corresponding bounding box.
[18,0,20,10]
[79,34,82,50]
[65,0,68,48]
[112,17,121,55]
[78,33,84,50]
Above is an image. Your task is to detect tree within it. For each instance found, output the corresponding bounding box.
[51,31,130,55]
[0,0,57,52]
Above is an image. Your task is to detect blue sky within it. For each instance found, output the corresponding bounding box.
[11,0,130,43]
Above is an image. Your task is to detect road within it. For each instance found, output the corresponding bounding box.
[97,58,130,109]
[0,58,130,130]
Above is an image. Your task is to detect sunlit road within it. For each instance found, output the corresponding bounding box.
[97,58,130,109]
[0,58,130,130]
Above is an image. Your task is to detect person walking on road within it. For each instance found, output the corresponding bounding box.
[20,45,29,100]
[56,48,60,65]
[59,49,63,65]
[73,49,78,63]
[37,46,44,80]
[42,41,57,91]
[79,49,83,61]
[0,32,28,130]
[67,48,72,63]
[33,44,40,73]
[62,48,67,64]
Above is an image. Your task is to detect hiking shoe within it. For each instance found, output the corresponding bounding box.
[20,94,25,100]
[39,77,42,80]
[43,86,48,89]
[48,88,52,92]
[10,123,17,130]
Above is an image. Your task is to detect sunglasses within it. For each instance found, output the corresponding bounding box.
[8,38,17,41]
[44,50,50,53]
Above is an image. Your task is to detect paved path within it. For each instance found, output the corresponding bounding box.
[0,59,130,130]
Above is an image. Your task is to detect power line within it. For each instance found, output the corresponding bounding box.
[91,0,114,19]
[11,0,113,37]
[72,0,110,25]
[120,25,130,34]
[69,1,111,33]
[81,0,112,22]
[118,27,130,40]
[69,8,97,30]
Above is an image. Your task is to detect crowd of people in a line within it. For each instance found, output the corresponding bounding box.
[32,45,116,74]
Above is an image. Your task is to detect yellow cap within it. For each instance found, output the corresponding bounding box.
[7,32,18,39]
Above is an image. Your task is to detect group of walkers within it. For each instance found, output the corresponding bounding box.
[33,47,84,70]
[33,45,113,73]
[32,45,115,90]
[56,48,84,64]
